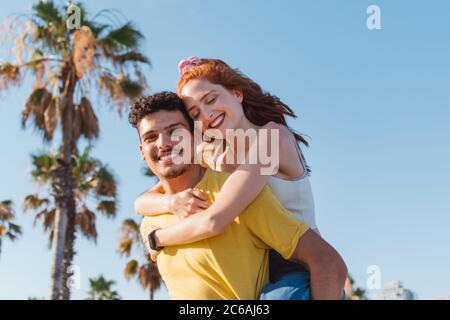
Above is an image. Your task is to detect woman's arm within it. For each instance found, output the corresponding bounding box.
[152,162,270,246]
[135,181,211,218]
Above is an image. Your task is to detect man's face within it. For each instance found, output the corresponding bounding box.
[138,110,193,179]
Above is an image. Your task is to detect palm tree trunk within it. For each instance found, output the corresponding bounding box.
[60,208,76,300]
[48,66,77,300]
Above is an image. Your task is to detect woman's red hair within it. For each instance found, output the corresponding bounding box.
[177,58,309,147]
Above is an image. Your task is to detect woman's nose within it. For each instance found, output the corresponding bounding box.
[199,108,214,126]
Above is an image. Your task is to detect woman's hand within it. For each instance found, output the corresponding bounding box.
[169,188,211,220]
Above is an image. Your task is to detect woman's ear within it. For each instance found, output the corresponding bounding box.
[232,88,243,103]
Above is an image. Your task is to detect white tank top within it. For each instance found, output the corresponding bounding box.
[267,175,317,230]
[266,137,318,230]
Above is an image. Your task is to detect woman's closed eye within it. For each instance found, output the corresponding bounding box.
[205,96,217,105]
[191,110,200,120]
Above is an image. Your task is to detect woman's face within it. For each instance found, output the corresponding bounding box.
[180,78,244,137]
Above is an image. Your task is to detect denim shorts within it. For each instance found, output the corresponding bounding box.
[259,271,311,300]
[259,271,346,300]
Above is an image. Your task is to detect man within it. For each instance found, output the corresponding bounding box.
[128,91,347,300]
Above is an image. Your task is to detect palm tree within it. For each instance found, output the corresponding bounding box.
[345,274,367,300]
[118,219,162,300]
[0,200,22,257]
[86,275,120,300]
[23,146,118,299]
[0,1,150,299]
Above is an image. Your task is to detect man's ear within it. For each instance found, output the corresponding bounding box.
[232,88,243,103]
[139,144,146,161]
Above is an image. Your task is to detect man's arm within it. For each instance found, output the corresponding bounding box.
[289,229,347,300]
[233,182,346,300]
[134,181,172,216]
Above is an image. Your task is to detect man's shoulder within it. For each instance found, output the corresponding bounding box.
[241,184,288,219]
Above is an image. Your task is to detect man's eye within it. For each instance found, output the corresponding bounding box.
[145,136,156,142]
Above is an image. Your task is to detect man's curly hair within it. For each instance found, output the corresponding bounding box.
[128,91,194,131]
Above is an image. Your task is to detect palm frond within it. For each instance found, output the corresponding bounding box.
[94,167,117,198]
[73,26,96,79]
[32,1,62,25]
[120,218,139,234]
[96,200,116,217]
[124,259,138,279]
[43,97,60,141]
[73,146,97,182]
[76,206,97,242]
[100,22,143,52]
[33,24,62,51]
[79,97,99,140]
[30,152,56,182]
[139,261,162,292]
[7,223,22,237]
[118,218,140,256]
[87,275,120,300]
[0,204,14,221]
[22,87,54,140]
[23,194,50,212]
[119,79,143,98]
[0,200,13,211]
[83,20,108,38]
[118,237,133,257]
[0,63,21,92]
[110,52,150,65]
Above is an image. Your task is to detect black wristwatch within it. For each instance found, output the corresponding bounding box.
[148,228,164,251]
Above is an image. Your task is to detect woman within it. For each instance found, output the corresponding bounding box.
[138,57,319,300]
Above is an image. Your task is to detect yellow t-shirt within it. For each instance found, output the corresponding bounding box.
[140,169,310,300]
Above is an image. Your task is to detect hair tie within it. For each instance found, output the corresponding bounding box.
[178,56,202,75]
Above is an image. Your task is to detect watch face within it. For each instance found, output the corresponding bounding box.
[148,232,156,250]
[148,229,162,251]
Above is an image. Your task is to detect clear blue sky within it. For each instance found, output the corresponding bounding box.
[1,0,449,300]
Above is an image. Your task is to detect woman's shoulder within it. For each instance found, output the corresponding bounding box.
[263,122,305,179]
[263,121,292,139]
[263,121,298,152]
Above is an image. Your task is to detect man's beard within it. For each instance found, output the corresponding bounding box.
[150,147,189,179]
[161,164,188,179]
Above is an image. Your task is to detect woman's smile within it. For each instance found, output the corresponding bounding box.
[208,112,226,129]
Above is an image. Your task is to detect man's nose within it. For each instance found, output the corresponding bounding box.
[157,133,173,150]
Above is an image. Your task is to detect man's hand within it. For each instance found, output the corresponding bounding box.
[142,225,161,262]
